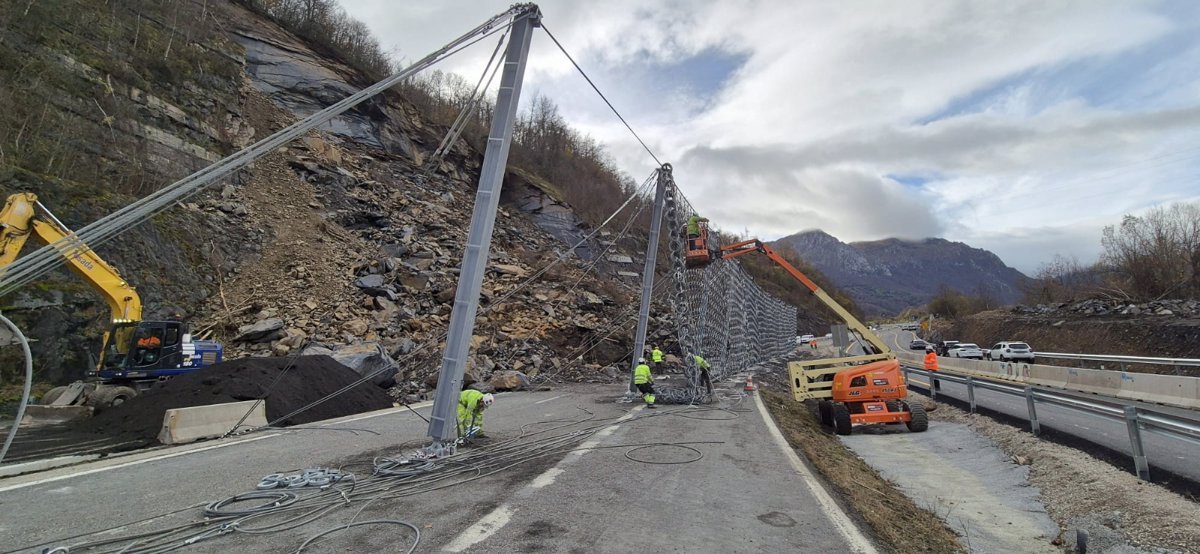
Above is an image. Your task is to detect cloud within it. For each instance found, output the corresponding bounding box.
[340,0,1200,273]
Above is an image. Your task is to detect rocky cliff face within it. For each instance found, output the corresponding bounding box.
[0,0,657,390]
[777,230,1028,315]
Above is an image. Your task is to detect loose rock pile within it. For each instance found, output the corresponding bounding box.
[1012,299,1200,317]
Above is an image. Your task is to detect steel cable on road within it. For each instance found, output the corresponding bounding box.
[33,396,747,554]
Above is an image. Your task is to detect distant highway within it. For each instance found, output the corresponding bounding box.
[877,326,1200,486]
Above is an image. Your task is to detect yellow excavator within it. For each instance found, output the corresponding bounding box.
[0,192,223,412]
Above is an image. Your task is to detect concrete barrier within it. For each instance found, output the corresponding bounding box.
[903,352,1200,410]
[158,401,267,445]
[20,405,93,427]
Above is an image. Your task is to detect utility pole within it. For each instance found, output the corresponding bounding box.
[628,165,670,395]
[426,6,540,444]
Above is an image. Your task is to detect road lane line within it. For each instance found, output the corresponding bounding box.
[534,394,567,405]
[753,393,879,554]
[444,406,645,552]
[0,401,437,492]
[0,434,279,493]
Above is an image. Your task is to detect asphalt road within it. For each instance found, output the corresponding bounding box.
[877,326,1200,485]
[0,382,876,553]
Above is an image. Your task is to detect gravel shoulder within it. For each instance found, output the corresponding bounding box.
[913,390,1200,553]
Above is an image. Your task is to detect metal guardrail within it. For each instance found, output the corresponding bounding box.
[1036,352,1200,369]
[901,364,1200,481]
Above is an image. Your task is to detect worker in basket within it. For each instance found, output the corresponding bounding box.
[457,389,495,439]
[686,214,709,250]
[633,358,656,409]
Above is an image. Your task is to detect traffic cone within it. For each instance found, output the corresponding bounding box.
[744,375,756,392]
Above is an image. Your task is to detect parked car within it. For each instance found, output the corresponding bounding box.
[935,340,959,356]
[948,343,984,360]
[909,339,929,350]
[901,323,919,331]
[796,334,815,344]
[986,341,1036,363]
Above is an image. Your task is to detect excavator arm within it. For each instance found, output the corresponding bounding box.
[719,239,891,355]
[0,193,141,323]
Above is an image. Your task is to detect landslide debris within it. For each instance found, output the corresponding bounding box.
[72,356,392,448]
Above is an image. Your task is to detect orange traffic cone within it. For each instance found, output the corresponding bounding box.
[744,375,756,392]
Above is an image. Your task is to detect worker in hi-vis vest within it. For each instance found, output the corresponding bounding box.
[924,347,941,391]
[633,358,656,409]
[457,389,495,438]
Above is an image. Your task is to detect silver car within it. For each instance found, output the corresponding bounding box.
[987,341,1036,363]
[948,343,984,360]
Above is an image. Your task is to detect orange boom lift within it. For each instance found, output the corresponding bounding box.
[693,235,927,435]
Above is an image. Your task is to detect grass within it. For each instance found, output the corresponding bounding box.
[760,387,963,553]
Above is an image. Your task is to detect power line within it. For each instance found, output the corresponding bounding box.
[540,23,663,167]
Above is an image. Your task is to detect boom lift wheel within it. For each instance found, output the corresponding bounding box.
[905,401,928,433]
[817,400,833,427]
[832,403,852,436]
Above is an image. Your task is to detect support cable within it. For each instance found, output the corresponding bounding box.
[540,23,662,166]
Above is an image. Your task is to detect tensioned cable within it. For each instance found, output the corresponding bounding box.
[0,7,535,297]
[540,23,662,166]
[427,27,511,168]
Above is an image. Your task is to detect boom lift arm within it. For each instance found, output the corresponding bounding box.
[719,239,891,355]
[0,192,142,323]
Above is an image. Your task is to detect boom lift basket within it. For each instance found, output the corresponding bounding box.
[685,221,714,268]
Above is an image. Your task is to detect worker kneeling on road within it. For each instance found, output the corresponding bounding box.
[633,358,656,409]
[457,389,495,439]
[924,347,941,391]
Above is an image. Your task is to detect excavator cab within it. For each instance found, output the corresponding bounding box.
[685,220,715,268]
[93,321,223,383]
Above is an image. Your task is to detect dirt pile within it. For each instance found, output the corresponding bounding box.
[73,356,392,446]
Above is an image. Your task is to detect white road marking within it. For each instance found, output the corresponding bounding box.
[753,393,879,554]
[534,394,567,405]
[443,505,514,552]
[0,401,436,493]
[444,406,644,551]
[0,434,278,494]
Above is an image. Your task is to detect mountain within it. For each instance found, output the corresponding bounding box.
[776,230,1028,315]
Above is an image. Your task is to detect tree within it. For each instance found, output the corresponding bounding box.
[1101,201,1200,299]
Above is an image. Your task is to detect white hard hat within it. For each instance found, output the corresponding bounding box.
[481,393,495,406]
[638,358,646,363]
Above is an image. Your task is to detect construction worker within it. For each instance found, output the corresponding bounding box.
[457,389,495,438]
[650,345,664,368]
[686,214,709,250]
[692,353,711,372]
[633,358,656,409]
[924,347,941,391]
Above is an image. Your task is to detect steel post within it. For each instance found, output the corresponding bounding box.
[966,376,976,414]
[628,165,669,394]
[1025,386,1040,436]
[426,8,540,442]
[1123,406,1150,481]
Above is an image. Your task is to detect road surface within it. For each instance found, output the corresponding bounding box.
[0,382,876,553]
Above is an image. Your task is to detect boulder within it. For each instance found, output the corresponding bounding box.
[344,319,370,336]
[491,264,526,277]
[302,342,399,388]
[489,370,531,391]
[234,318,285,343]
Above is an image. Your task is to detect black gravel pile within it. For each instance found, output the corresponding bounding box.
[73,355,393,446]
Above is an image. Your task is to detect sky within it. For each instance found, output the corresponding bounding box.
[338,0,1200,275]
